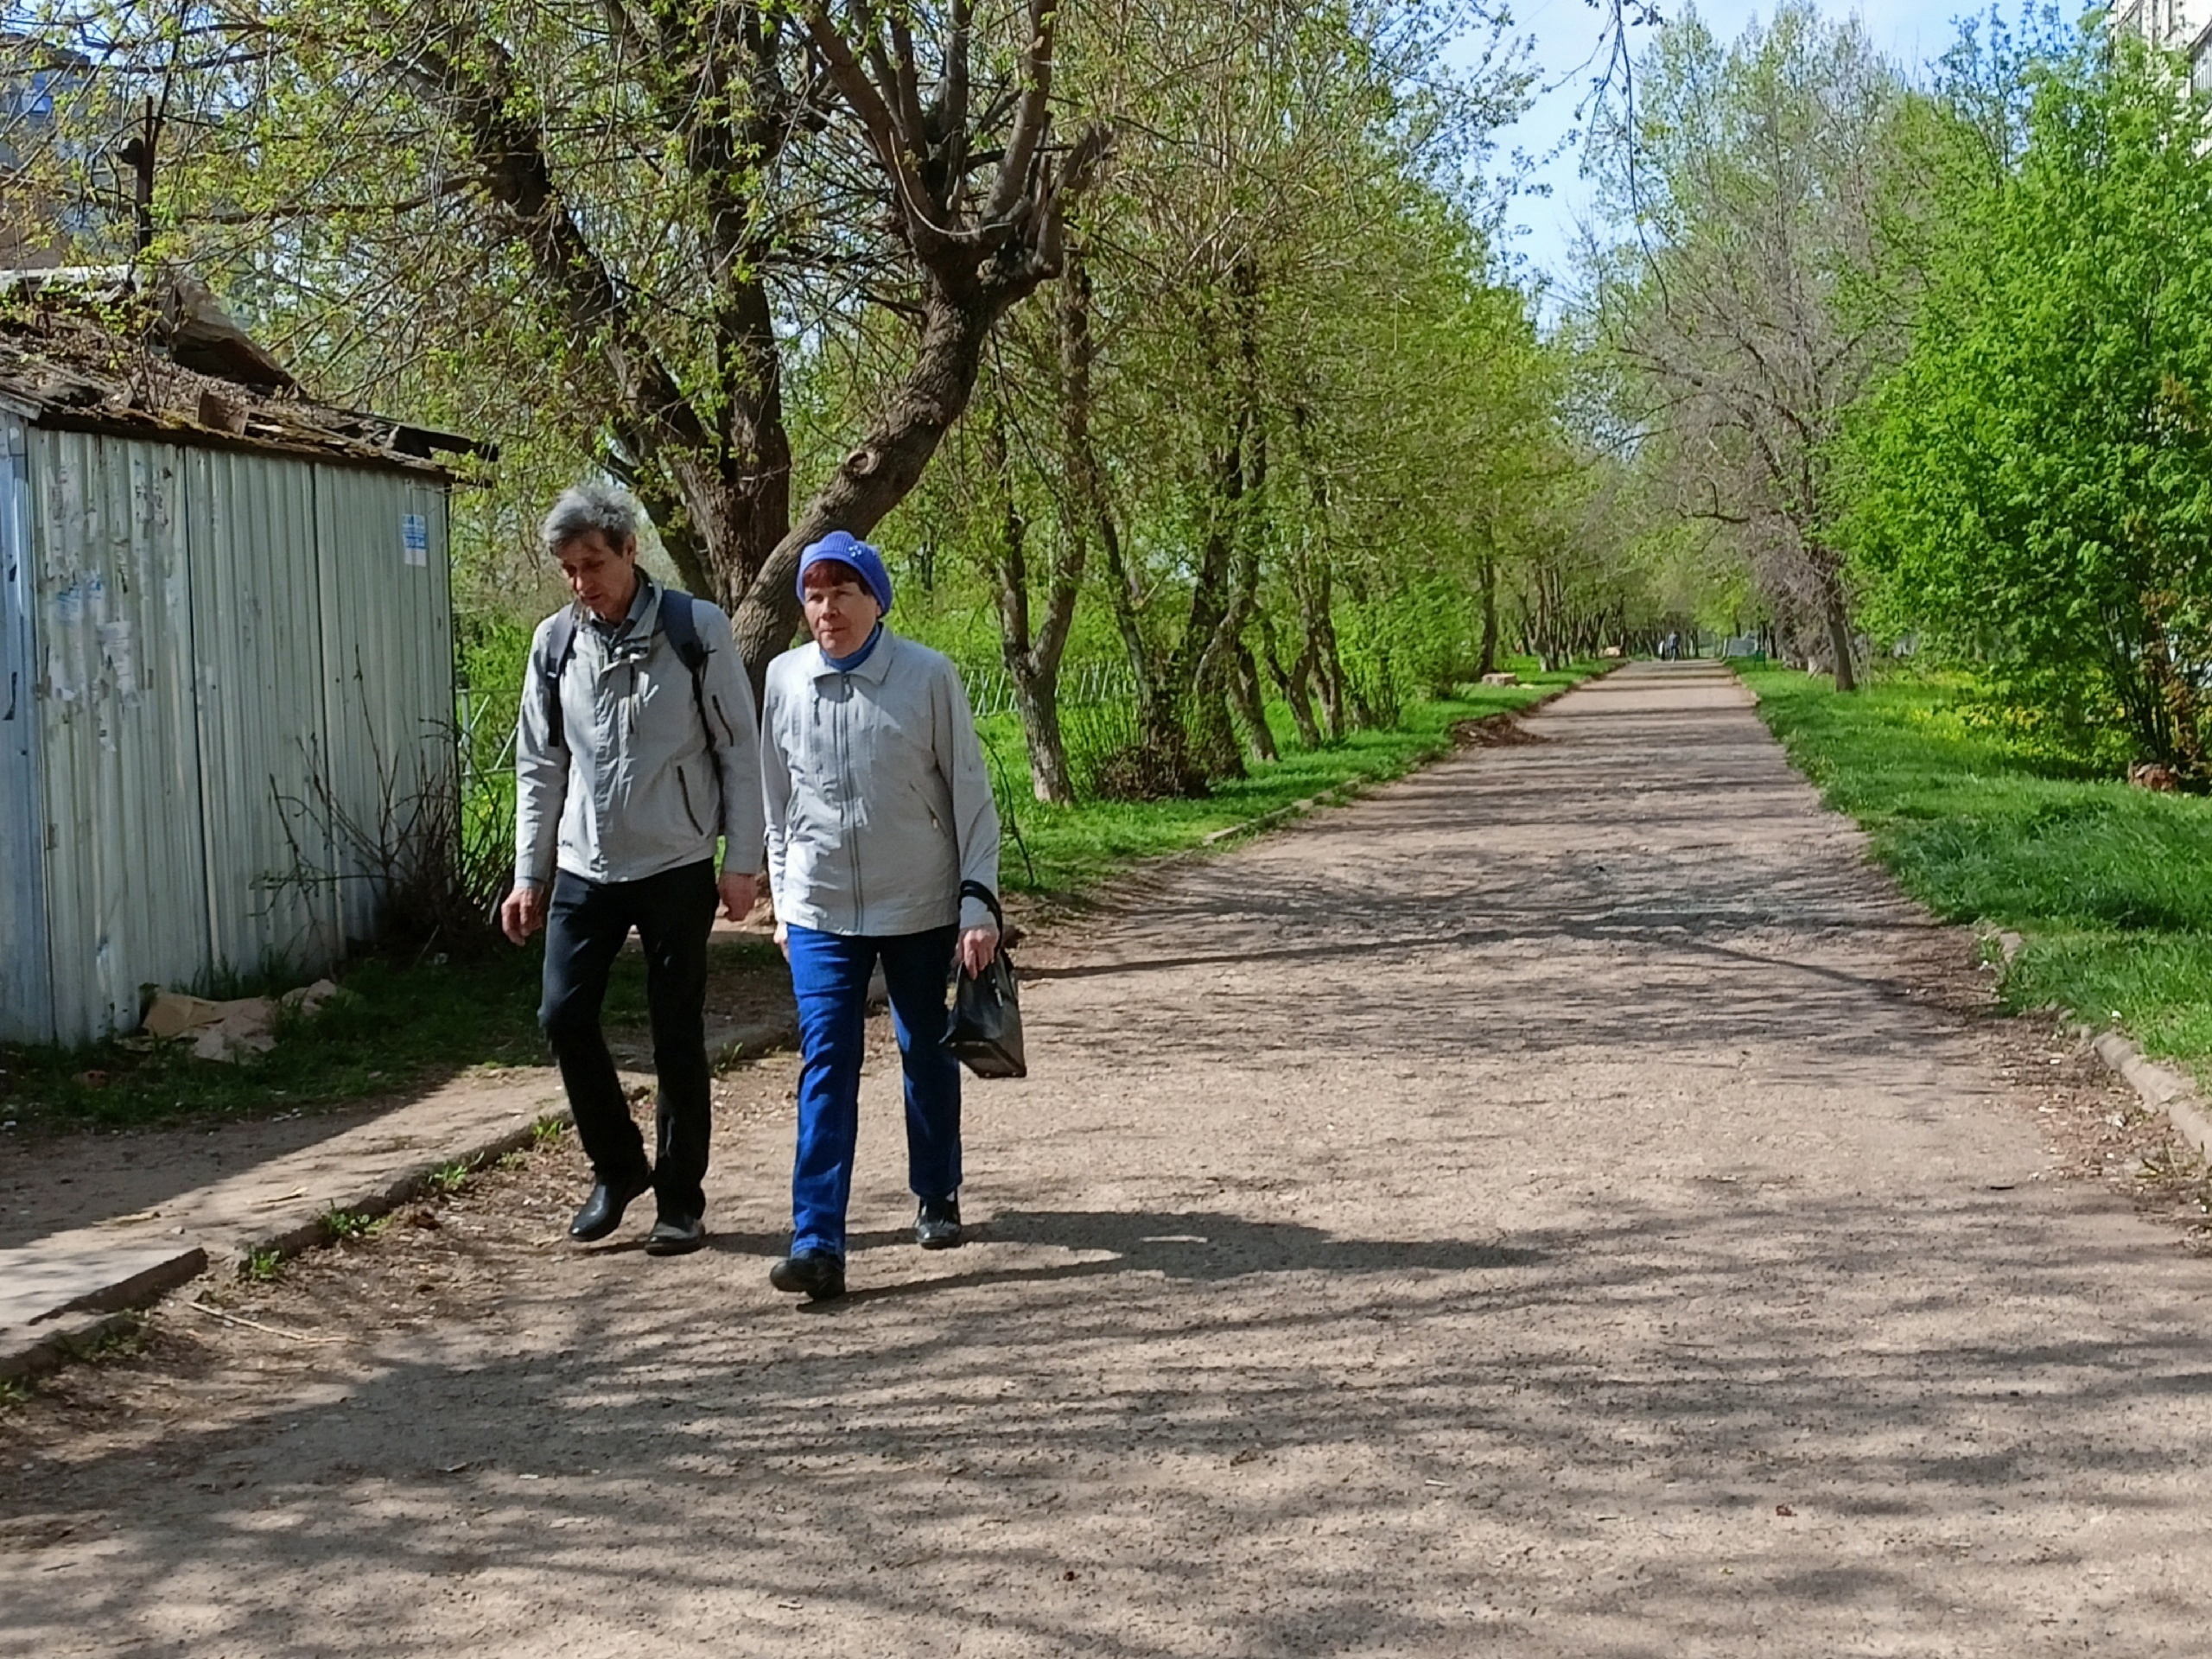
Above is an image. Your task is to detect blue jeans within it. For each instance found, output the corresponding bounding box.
[785,924,962,1259]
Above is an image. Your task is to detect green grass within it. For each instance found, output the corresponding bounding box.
[0,937,778,1135]
[980,659,1603,896]
[1740,664,2212,1078]
[321,1207,385,1243]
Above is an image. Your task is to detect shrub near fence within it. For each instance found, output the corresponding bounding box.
[957,659,1148,800]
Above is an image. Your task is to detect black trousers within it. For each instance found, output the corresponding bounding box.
[539,859,716,1220]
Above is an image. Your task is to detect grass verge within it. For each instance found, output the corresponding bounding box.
[1740,664,2212,1081]
[0,937,781,1135]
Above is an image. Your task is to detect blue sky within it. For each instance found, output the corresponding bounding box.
[1489,0,1989,285]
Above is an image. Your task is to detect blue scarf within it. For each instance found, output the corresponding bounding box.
[825,623,883,674]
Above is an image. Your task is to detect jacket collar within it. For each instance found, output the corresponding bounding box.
[581,572,661,659]
[807,627,897,684]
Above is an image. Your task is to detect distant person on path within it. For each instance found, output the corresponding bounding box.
[501,482,764,1257]
[759,531,1001,1301]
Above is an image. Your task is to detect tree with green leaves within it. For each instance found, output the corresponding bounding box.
[1850,31,2212,772]
[13,0,1103,676]
[1589,1,1907,690]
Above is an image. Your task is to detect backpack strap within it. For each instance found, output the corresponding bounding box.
[537,608,580,752]
[658,589,715,750]
[538,590,716,756]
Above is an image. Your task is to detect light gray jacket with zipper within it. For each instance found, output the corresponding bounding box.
[760,630,1001,938]
[514,577,764,891]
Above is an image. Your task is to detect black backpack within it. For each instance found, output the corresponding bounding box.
[537,588,712,752]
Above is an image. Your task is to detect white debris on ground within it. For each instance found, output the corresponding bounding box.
[137,981,347,1062]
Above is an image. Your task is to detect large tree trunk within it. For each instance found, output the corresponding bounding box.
[730,290,997,683]
[1263,624,1322,748]
[1309,569,1346,742]
[1062,261,1199,797]
[1012,675,1076,805]
[1476,548,1500,678]
[1185,676,1246,779]
[1233,643,1279,763]
[1823,592,1859,694]
[1169,265,1263,781]
[983,397,1079,805]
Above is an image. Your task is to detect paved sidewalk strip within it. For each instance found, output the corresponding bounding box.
[0,1010,798,1379]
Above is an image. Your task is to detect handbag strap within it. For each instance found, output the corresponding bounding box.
[959,880,1005,931]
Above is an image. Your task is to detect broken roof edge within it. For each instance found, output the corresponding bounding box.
[10,400,466,480]
[0,265,493,475]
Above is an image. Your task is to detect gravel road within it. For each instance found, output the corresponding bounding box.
[4,660,2209,1656]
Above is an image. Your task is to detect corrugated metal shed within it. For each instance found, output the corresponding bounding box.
[0,412,52,1037]
[0,290,474,1046]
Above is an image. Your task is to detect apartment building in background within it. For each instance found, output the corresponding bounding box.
[2114,0,2212,90]
[0,34,94,270]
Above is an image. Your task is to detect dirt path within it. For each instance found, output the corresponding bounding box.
[7,661,2212,1656]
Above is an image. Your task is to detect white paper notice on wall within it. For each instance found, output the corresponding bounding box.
[402,512,429,567]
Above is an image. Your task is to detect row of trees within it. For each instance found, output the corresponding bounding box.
[1590,2,2212,772]
[6,0,1695,805]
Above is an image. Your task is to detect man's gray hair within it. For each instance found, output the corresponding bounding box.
[541,480,642,556]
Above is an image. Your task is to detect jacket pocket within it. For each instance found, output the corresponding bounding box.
[677,763,707,837]
[906,777,945,834]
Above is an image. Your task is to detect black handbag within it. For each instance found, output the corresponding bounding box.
[947,881,1027,1079]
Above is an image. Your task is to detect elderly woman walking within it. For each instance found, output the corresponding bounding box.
[503,483,763,1256]
[760,531,1001,1301]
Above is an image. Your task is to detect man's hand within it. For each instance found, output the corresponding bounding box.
[957,925,1001,978]
[718,868,758,924]
[500,885,547,946]
[773,920,790,961]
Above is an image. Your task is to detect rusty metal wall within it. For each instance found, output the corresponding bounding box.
[314,467,454,948]
[26,428,215,1043]
[17,428,454,1046]
[0,415,54,1043]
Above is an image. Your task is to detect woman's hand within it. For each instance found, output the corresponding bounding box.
[957,925,1001,978]
[774,920,790,961]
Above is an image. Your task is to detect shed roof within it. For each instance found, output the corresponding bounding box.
[0,270,484,476]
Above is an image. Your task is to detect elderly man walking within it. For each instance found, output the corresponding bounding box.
[501,482,764,1256]
[760,531,1001,1300]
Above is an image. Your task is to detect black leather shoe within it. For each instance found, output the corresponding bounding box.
[645,1214,705,1255]
[915,1197,963,1250]
[769,1252,847,1300]
[569,1169,652,1243]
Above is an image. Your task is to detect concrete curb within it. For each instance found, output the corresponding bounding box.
[2088,1030,2212,1162]
[1,1244,207,1382]
[3,1308,160,1384]
[231,1010,799,1265]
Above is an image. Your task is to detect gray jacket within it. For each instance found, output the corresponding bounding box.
[514,577,764,890]
[761,631,1001,937]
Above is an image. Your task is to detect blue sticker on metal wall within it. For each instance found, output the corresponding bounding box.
[402,512,429,567]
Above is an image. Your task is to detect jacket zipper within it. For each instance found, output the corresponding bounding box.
[677,765,705,836]
[840,679,862,926]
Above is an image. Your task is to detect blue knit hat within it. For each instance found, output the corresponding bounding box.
[796,530,893,615]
